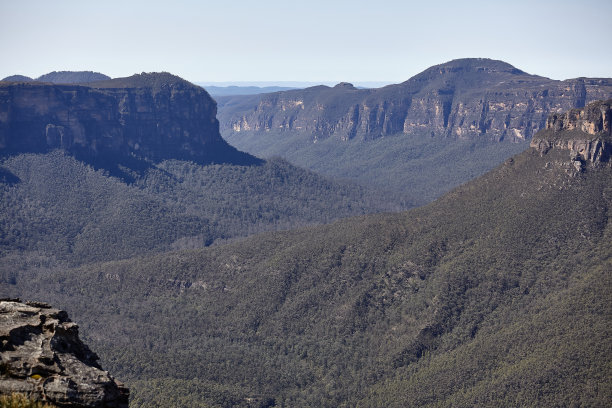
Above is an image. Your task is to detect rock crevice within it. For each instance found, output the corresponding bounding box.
[530,99,612,168]
[0,299,129,408]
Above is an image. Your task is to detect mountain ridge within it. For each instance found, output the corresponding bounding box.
[1,71,111,84]
[219,58,612,142]
[0,72,259,170]
[6,100,611,407]
[217,59,612,205]
[0,70,402,273]
[36,71,111,84]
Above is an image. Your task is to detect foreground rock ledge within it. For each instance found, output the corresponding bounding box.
[0,299,128,407]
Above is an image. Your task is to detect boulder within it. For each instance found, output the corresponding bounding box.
[0,299,129,407]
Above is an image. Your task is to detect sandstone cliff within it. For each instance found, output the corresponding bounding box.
[0,72,259,166]
[0,299,129,407]
[218,58,612,143]
[530,99,611,170]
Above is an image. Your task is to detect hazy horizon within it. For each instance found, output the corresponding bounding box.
[1,0,611,84]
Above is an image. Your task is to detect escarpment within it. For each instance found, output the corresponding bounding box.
[0,299,129,407]
[219,59,612,142]
[545,98,611,135]
[0,72,259,166]
[530,99,612,170]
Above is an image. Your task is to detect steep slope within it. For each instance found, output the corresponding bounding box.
[218,58,612,204]
[0,72,258,170]
[0,71,399,270]
[6,101,611,407]
[0,152,395,270]
[220,58,612,142]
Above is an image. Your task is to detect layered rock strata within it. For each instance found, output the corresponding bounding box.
[530,99,612,169]
[0,299,129,407]
[219,59,612,143]
[0,72,258,165]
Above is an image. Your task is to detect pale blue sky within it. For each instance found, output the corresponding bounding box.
[1,0,611,84]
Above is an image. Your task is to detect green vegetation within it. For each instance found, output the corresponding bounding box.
[0,394,56,408]
[0,151,396,275]
[224,130,529,206]
[7,145,611,406]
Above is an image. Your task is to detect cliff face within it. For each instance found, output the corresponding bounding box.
[0,300,129,407]
[530,99,612,170]
[0,72,258,165]
[219,59,612,143]
[544,98,611,135]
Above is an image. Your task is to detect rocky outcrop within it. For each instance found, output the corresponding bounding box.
[0,72,259,166]
[530,99,612,169]
[0,299,129,407]
[545,99,611,135]
[218,58,612,143]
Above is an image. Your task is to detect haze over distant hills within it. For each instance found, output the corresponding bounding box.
[199,81,393,88]
[202,85,298,97]
[7,100,611,407]
[1,70,110,84]
[199,82,393,97]
[217,58,612,204]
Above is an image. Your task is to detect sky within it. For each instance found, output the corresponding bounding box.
[1,0,611,86]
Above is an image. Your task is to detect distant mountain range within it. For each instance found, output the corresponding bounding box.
[201,83,391,97]
[8,100,611,407]
[219,58,612,142]
[216,58,612,204]
[200,85,298,97]
[1,70,110,84]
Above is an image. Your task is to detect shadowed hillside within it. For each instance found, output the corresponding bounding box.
[0,152,396,269]
[5,101,611,407]
[0,71,401,270]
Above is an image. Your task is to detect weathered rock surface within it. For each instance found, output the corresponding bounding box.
[0,72,259,166]
[545,98,611,135]
[0,299,129,407]
[530,99,612,170]
[218,58,612,143]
